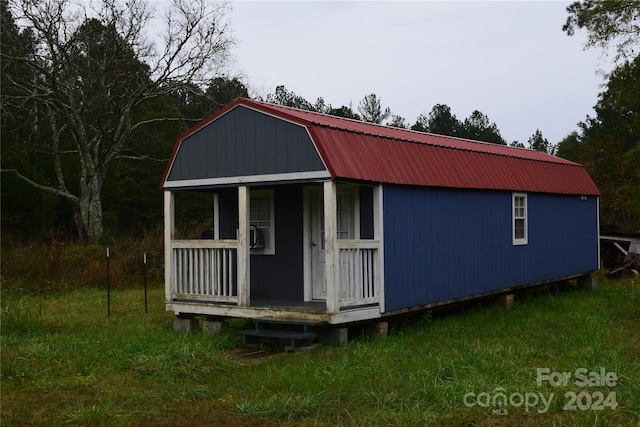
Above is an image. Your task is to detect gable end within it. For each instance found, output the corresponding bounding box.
[164,105,328,187]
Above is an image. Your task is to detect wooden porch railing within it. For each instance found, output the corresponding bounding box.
[170,239,379,309]
[337,240,380,307]
[171,240,238,303]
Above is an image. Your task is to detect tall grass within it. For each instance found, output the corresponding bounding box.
[1,231,164,292]
[2,275,639,426]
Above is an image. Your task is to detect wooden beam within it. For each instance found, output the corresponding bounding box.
[237,186,250,307]
[373,184,385,313]
[302,187,312,302]
[324,181,338,313]
[213,193,220,240]
[613,241,628,256]
[164,191,175,305]
[600,235,633,243]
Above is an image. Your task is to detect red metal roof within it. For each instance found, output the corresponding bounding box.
[163,98,600,195]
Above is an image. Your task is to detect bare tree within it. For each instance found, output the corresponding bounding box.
[2,0,234,243]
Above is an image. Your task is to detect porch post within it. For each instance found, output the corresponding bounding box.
[324,180,339,313]
[237,186,250,307]
[302,188,312,302]
[164,191,175,304]
[373,184,385,313]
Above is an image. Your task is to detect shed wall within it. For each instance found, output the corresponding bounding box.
[166,106,326,182]
[216,186,305,301]
[383,186,599,312]
[250,186,304,301]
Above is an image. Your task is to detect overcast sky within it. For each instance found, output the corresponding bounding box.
[227,0,613,146]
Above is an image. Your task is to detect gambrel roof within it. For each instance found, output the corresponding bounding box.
[161,98,599,195]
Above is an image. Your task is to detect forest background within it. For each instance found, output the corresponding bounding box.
[1,0,639,257]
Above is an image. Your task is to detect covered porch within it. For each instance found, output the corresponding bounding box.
[163,181,385,324]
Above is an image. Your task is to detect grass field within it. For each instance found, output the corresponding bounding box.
[2,275,639,426]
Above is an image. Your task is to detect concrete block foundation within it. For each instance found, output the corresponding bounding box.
[174,315,199,332]
[364,321,389,337]
[202,318,228,335]
[578,275,598,289]
[320,327,349,345]
[499,294,515,309]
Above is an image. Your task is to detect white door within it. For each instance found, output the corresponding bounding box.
[310,189,326,300]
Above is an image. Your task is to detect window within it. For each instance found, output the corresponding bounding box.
[336,192,352,240]
[512,193,527,245]
[336,186,359,240]
[250,190,275,254]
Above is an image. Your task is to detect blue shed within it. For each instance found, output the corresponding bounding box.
[160,98,600,326]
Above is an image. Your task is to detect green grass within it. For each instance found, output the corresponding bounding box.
[2,276,639,426]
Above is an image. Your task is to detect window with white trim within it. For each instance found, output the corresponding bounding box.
[336,192,352,240]
[250,190,275,254]
[512,193,527,245]
[336,186,359,240]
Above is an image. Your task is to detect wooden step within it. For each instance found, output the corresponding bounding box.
[253,317,327,326]
[240,327,317,350]
[253,318,326,335]
[240,329,317,340]
[239,317,325,350]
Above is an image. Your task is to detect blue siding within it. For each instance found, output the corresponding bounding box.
[216,186,305,301]
[383,186,599,312]
[251,186,304,301]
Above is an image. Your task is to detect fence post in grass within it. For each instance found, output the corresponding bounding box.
[143,253,148,315]
[107,247,111,317]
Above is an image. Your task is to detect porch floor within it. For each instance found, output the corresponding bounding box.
[250,299,326,312]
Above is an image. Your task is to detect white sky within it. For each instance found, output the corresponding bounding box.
[227,0,612,145]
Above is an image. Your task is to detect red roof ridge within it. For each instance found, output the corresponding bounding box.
[241,98,577,168]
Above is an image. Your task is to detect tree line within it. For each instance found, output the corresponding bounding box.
[1,0,639,245]
[266,87,513,146]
